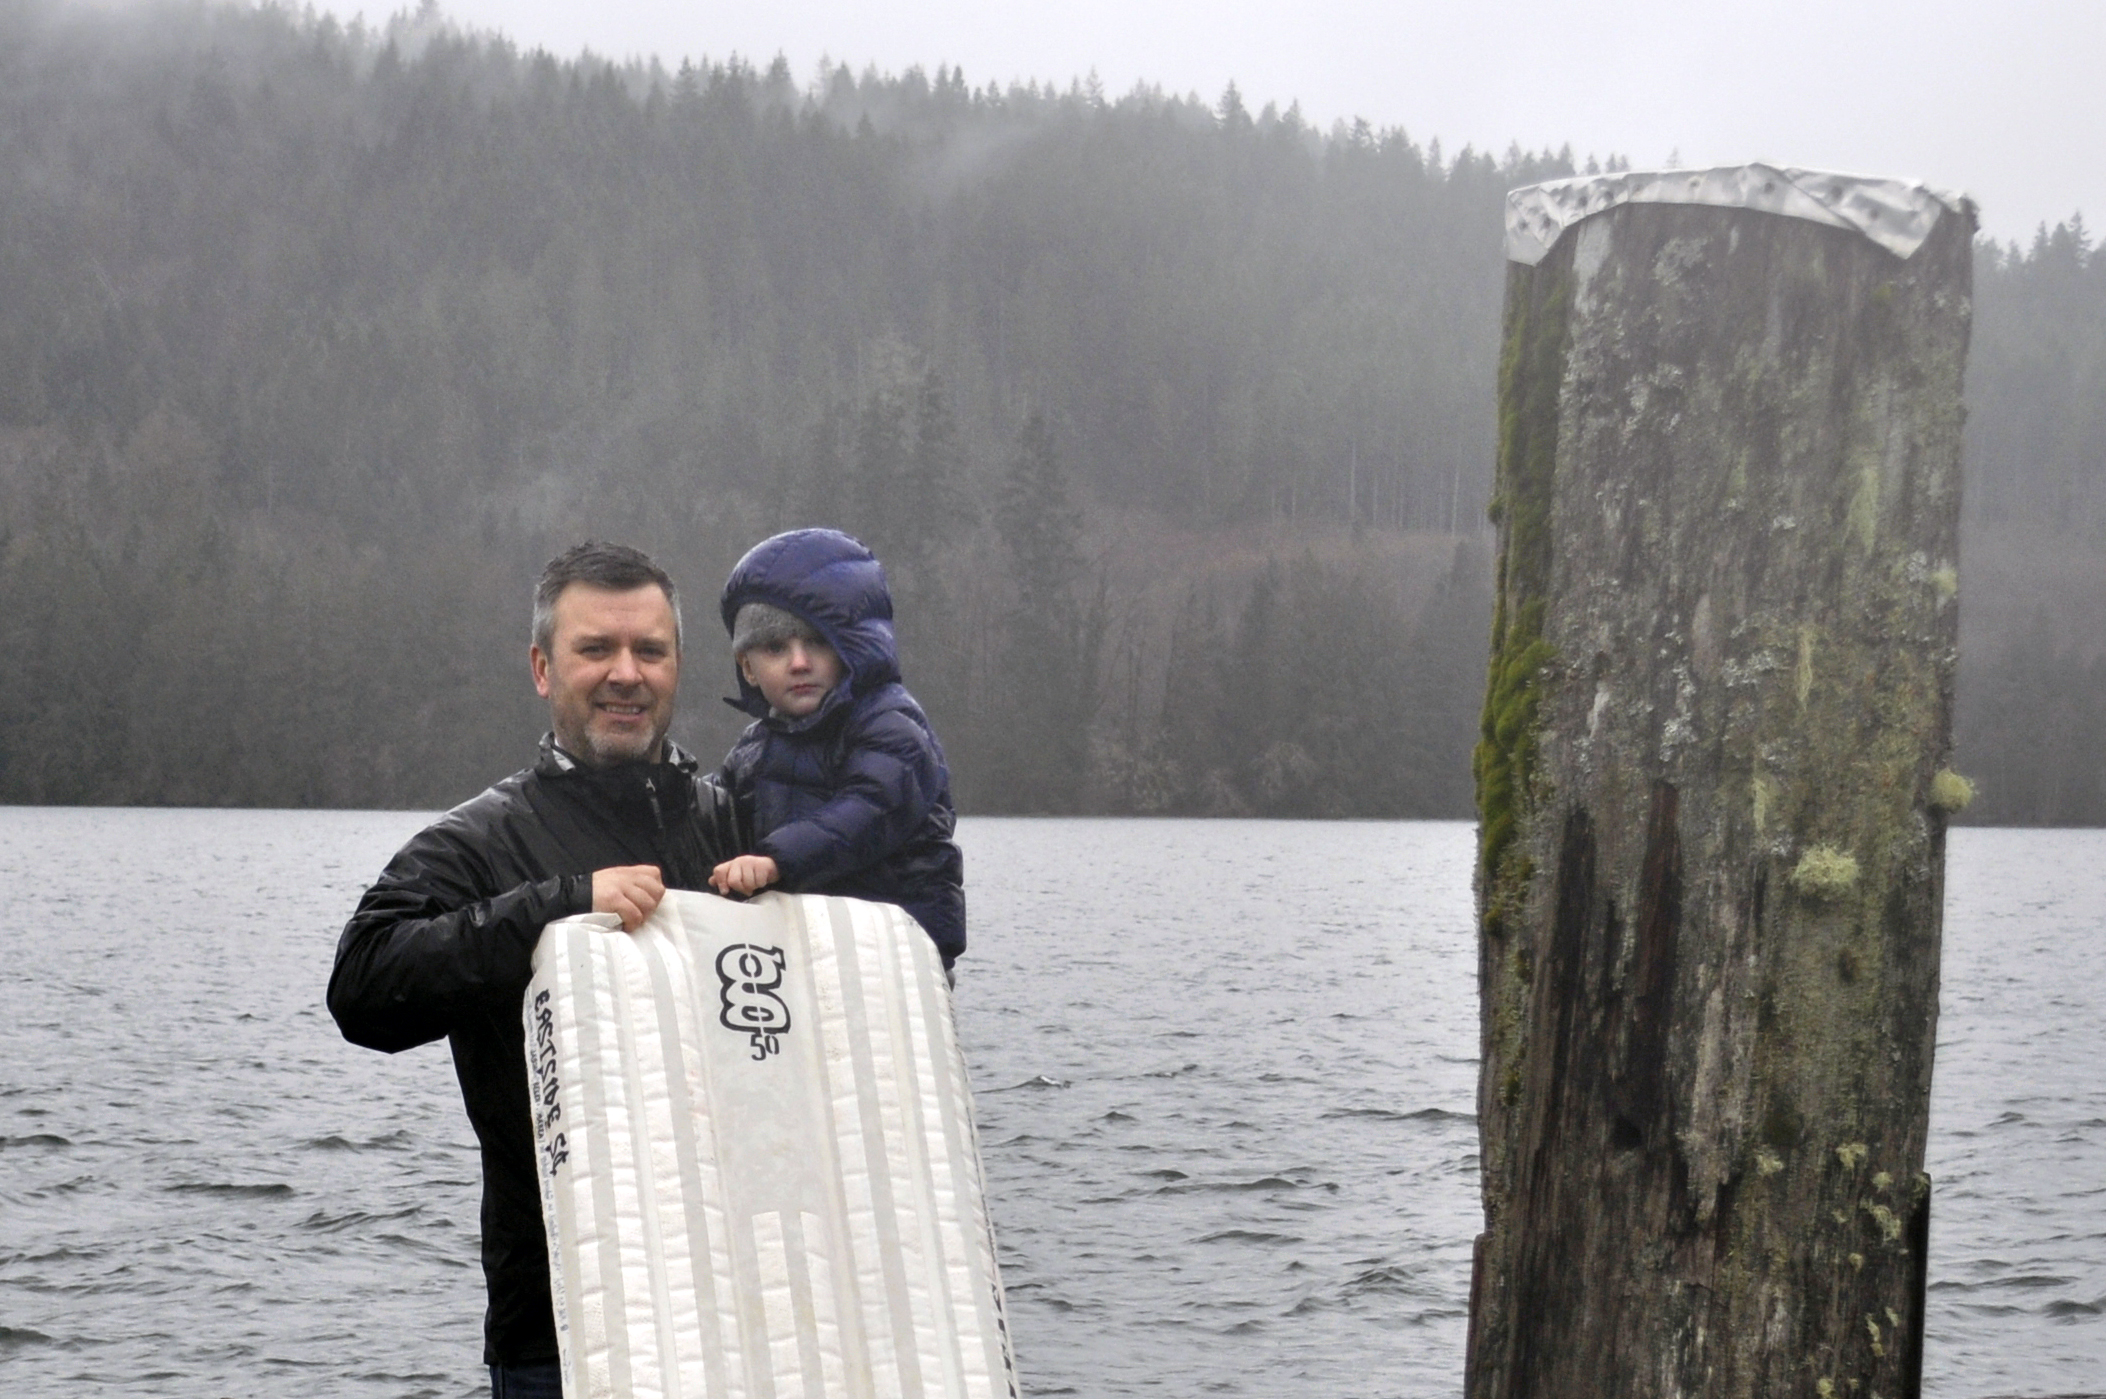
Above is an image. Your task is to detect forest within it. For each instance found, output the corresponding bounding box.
[2,0,2102,822]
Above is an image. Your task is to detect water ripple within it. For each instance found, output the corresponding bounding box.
[0,812,2097,1397]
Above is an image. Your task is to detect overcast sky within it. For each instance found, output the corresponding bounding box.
[341,0,2098,244]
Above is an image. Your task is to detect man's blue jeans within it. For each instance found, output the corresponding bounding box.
[489,1360,563,1398]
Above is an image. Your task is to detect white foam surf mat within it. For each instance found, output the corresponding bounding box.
[525,890,1018,1399]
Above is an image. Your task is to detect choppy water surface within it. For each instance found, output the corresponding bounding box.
[1,812,2099,1396]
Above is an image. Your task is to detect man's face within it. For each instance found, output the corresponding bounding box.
[739,634,845,719]
[531,583,680,766]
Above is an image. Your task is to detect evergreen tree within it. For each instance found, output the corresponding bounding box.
[900,370,972,574]
[989,412,1097,811]
[851,385,910,548]
[0,0,2093,817]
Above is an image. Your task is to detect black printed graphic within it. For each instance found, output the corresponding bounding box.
[716,944,791,1060]
[528,989,568,1176]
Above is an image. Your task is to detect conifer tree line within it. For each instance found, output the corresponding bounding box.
[0,1,2100,821]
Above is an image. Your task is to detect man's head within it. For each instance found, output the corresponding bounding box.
[530,543,682,766]
[732,602,844,719]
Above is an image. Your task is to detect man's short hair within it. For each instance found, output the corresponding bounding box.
[532,542,682,654]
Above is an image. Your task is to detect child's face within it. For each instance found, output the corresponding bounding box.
[738,635,845,717]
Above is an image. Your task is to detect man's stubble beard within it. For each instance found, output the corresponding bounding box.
[566,720,669,768]
[553,696,673,767]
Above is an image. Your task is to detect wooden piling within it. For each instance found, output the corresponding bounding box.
[1469,171,1973,1398]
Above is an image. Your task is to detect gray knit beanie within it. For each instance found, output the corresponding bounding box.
[730,601,821,654]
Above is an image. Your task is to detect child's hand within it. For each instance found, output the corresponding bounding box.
[710,854,780,897]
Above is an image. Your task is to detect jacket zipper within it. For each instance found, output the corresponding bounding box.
[643,774,666,837]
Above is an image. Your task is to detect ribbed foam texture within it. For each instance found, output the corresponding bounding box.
[525,891,1018,1399]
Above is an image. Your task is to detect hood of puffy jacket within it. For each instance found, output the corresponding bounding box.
[720,528,899,723]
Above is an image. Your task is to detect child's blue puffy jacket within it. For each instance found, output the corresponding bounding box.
[715,528,966,963]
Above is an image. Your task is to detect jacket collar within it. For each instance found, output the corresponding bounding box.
[535,732,700,778]
[720,676,858,736]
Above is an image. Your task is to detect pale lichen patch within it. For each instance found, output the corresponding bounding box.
[1752,771,1781,835]
[1849,450,1883,551]
[1929,769,1975,812]
[1792,846,1860,900]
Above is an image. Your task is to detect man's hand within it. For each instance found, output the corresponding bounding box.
[710,854,780,898]
[592,864,666,932]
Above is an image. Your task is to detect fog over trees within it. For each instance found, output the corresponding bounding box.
[1,1,2101,821]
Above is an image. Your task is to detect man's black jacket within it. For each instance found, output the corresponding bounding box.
[327,736,740,1365]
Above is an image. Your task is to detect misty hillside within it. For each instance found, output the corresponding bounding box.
[2,1,2102,821]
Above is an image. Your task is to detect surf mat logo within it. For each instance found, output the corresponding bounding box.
[716,943,791,1060]
[527,988,568,1177]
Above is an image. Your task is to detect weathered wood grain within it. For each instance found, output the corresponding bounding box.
[1468,195,1973,1399]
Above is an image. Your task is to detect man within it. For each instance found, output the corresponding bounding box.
[328,542,740,1397]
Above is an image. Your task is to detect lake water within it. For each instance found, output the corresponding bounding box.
[1,812,2099,1397]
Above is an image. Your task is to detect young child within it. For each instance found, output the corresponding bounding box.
[707,528,966,967]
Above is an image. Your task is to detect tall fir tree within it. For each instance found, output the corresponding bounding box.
[990,411,1098,811]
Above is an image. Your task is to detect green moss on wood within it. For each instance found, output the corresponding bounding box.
[1476,256,1572,903]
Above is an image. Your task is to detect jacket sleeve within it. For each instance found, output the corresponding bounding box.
[699,769,753,860]
[758,708,942,888]
[662,769,752,886]
[326,822,589,1054]
[711,727,763,857]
